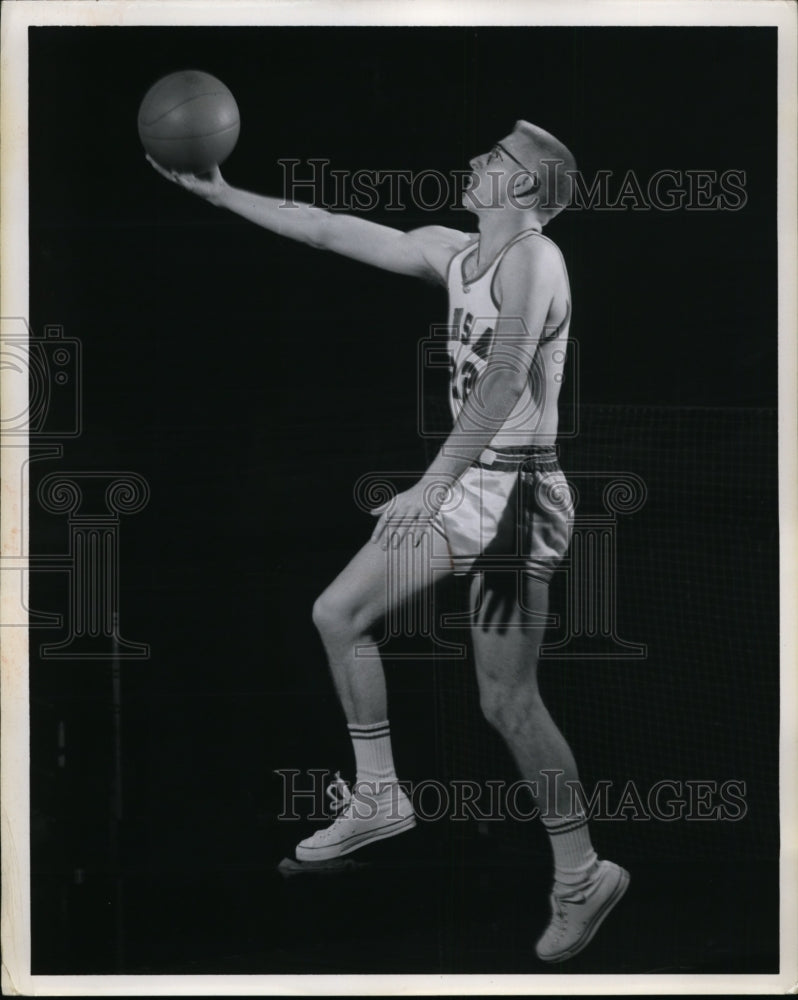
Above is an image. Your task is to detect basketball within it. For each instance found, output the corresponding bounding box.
[138,70,240,174]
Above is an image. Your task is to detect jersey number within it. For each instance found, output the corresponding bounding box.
[450,358,479,402]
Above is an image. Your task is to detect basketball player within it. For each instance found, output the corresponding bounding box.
[149,120,629,962]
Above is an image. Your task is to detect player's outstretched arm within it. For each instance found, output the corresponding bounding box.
[146,156,468,283]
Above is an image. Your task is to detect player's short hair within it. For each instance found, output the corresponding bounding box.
[499,120,577,216]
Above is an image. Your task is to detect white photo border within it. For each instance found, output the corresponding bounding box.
[1,0,796,994]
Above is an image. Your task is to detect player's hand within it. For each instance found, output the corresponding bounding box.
[370,480,450,551]
[145,155,228,201]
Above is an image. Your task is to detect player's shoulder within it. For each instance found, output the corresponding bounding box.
[494,232,565,303]
[405,225,474,284]
[405,224,472,248]
[503,230,562,268]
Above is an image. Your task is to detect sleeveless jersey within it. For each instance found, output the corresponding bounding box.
[445,229,571,447]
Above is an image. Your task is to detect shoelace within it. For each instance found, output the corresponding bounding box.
[546,881,593,939]
[540,895,569,943]
[325,771,353,816]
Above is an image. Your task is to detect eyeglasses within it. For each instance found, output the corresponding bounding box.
[494,143,531,174]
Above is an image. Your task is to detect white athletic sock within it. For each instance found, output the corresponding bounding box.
[348,721,398,791]
[541,812,599,889]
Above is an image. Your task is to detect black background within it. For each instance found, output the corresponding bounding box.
[28,26,778,975]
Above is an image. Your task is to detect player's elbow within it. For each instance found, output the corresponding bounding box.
[300,205,333,250]
[480,365,528,404]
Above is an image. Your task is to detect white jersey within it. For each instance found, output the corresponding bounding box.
[445,229,571,447]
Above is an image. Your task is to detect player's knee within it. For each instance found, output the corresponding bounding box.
[312,589,342,636]
[311,587,362,640]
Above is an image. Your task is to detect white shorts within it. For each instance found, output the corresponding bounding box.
[432,447,574,582]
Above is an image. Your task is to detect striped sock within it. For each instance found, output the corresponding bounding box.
[541,812,598,888]
[348,721,398,789]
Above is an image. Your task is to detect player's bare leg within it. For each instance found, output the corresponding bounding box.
[312,530,448,722]
[470,570,629,962]
[295,530,454,862]
[470,571,580,805]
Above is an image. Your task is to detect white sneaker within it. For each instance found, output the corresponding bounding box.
[535,860,629,963]
[295,776,416,862]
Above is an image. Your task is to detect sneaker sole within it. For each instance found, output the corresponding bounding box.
[295,813,416,862]
[536,865,630,964]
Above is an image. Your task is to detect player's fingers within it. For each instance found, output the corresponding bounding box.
[382,516,401,550]
[389,510,422,551]
[145,154,173,180]
[370,498,398,544]
[382,507,408,551]
[413,506,436,546]
[147,157,187,189]
[150,159,191,190]
[387,522,407,551]
[370,512,388,545]
[175,171,200,190]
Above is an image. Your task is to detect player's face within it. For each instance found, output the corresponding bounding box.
[462,143,530,212]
